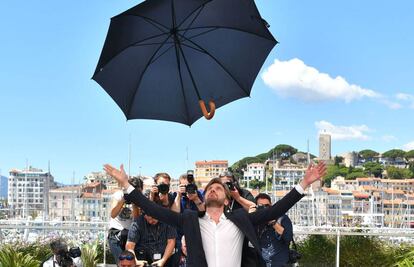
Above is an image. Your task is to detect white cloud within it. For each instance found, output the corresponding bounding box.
[315,120,371,141]
[402,141,414,151]
[261,58,380,102]
[381,135,397,142]
[396,93,414,108]
[378,99,402,110]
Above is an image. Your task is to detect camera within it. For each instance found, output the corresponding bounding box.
[123,193,131,205]
[124,177,143,204]
[185,183,198,194]
[157,183,170,194]
[186,170,194,183]
[288,249,302,263]
[57,247,81,267]
[118,206,132,220]
[225,181,236,191]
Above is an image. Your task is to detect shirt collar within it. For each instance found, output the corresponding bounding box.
[204,211,227,222]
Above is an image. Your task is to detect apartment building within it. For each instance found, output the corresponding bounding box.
[195,160,228,186]
[8,167,56,218]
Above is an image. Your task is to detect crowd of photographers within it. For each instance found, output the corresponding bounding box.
[42,170,297,267]
[106,170,297,267]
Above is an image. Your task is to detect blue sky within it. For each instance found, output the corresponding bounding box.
[1,1,413,184]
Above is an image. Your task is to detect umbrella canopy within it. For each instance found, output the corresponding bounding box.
[93,0,277,126]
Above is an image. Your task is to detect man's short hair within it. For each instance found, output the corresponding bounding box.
[179,174,187,181]
[219,170,239,182]
[129,176,143,190]
[154,172,171,183]
[120,250,135,258]
[204,177,231,200]
[255,193,272,204]
[50,239,67,253]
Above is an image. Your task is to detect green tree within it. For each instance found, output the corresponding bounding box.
[340,236,393,266]
[297,235,335,266]
[383,149,406,159]
[405,150,414,159]
[322,165,349,187]
[334,156,344,166]
[346,171,367,179]
[249,179,265,189]
[269,144,298,159]
[359,149,379,159]
[363,162,384,177]
[386,166,413,179]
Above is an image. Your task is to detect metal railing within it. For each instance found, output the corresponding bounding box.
[1,220,414,267]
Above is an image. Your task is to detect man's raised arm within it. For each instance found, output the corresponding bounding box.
[104,164,182,229]
[249,161,327,225]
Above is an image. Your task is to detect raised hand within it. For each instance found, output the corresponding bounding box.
[301,161,327,189]
[103,164,129,188]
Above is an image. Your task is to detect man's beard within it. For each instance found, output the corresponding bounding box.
[205,197,225,208]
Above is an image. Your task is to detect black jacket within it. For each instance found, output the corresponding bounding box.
[126,188,304,267]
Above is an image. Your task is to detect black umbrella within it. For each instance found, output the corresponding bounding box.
[93,0,277,126]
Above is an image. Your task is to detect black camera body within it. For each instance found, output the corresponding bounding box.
[288,249,301,263]
[157,183,170,194]
[57,247,81,267]
[185,183,198,194]
[225,181,236,191]
[123,193,131,205]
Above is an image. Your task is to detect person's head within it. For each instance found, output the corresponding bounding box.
[129,176,143,191]
[154,172,171,185]
[50,239,75,267]
[144,213,159,225]
[204,178,231,208]
[179,174,189,185]
[219,170,235,184]
[50,239,67,255]
[118,250,136,267]
[181,235,187,256]
[255,193,272,207]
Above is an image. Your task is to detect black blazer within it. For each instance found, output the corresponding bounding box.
[126,188,304,267]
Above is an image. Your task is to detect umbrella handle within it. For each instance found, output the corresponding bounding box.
[199,100,216,120]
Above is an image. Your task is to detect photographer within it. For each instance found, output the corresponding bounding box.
[255,193,293,267]
[109,177,143,263]
[219,171,256,212]
[42,239,82,267]
[171,171,204,213]
[125,209,176,267]
[149,173,175,208]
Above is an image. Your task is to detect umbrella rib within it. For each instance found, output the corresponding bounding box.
[178,34,250,97]
[126,34,173,117]
[176,0,213,29]
[181,4,205,38]
[178,26,276,42]
[184,27,219,41]
[149,44,175,65]
[94,33,169,76]
[176,42,202,100]
[173,40,191,125]
[123,14,169,33]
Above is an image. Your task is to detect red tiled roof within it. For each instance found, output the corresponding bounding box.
[353,191,370,198]
[323,188,340,195]
[195,160,228,165]
[81,192,101,199]
[84,182,102,188]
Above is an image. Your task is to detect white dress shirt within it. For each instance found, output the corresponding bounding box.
[199,212,245,267]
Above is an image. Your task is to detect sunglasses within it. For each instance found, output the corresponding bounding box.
[119,255,134,261]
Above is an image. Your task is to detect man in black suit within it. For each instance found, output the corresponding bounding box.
[104,162,326,267]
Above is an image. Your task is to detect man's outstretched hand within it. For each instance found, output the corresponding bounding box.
[300,161,327,190]
[104,164,129,189]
